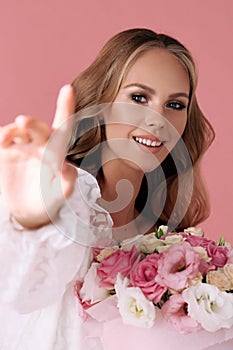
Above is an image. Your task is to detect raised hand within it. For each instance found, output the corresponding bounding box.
[0,85,77,229]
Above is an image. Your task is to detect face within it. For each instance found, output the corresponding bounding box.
[103,48,190,173]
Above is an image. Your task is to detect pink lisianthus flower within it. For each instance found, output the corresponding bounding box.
[130,253,167,303]
[155,242,200,291]
[97,246,140,290]
[206,243,229,268]
[162,294,201,334]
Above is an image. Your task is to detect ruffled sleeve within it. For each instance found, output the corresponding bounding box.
[0,168,113,314]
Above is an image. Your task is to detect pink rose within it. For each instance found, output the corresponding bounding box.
[198,258,215,276]
[206,243,228,267]
[155,242,200,291]
[130,254,167,303]
[184,234,214,248]
[162,294,201,334]
[185,235,230,268]
[97,246,140,290]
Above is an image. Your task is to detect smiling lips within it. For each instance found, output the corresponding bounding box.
[133,135,165,154]
[133,135,164,145]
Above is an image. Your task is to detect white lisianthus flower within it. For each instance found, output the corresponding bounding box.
[184,227,204,236]
[79,263,108,304]
[115,274,156,328]
[182,282,233,332]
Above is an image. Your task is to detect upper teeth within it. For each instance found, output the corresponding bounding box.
[135,137,162,147]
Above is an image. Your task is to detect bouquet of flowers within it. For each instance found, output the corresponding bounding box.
[76,226,233,334]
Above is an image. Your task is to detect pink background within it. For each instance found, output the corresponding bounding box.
[0,0,232,242]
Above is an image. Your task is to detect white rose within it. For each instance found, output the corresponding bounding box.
[79,263,108,304]
[206,269,232,291]
[121,234,145,251]
[184,227,204,236]
[115,274,156,328]
[96,247,118,262]
[223,264,233,286]
[182,282,233,332]
[139,233,162,254]
[163,234,184,245]
[140,233,185,254]
[156,234,184,253]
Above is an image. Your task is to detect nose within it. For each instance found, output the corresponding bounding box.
[144,108,165,129]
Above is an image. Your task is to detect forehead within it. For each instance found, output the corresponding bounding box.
[124,48,190,93]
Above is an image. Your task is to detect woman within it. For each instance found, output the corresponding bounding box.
[0,28,231,349]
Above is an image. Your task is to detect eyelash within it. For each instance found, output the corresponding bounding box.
[131,93,187,111]
[166,101,186,111]
[131,94,148,104]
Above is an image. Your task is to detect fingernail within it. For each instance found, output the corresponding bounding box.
[15,115,27,127]
[61,84,72,93]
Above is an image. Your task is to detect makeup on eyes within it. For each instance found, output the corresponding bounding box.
[131,93,148,104]
[122,83,189,109]
[165,101,187,111]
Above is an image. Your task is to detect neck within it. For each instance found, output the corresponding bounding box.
[98,159,144,228]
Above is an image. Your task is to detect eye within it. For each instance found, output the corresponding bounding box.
[131,94,148,104]
[166,101,186,111]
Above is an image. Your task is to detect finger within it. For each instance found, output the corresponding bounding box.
[0,123,30,147]
[15,115,50,145]
[0,117,51,147]
[52,84,75,129]
[49,85,76,166]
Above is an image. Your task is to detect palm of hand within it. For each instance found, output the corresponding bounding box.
[0,85,77,228]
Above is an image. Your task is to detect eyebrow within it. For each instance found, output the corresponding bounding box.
[122,83,189,100]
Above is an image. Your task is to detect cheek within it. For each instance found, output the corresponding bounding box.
[105,124,133,140]
[169,114,188,136]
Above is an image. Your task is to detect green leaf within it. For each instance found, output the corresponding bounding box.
[108,289,116,295]
[218,235,225,246]
[155,228,164,239]
[117,241,122,248]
